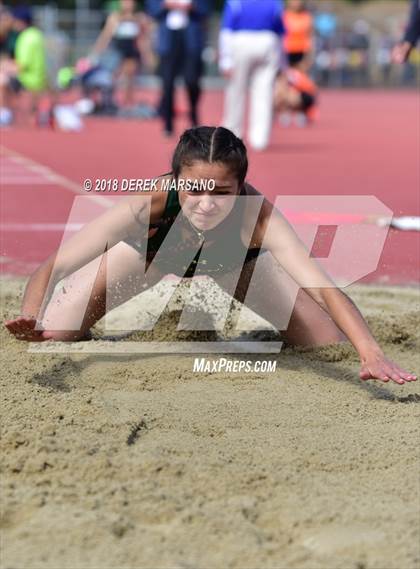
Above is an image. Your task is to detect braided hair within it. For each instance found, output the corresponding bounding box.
[171,126,248,187]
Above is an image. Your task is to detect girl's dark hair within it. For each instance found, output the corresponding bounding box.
[171,126,248,187]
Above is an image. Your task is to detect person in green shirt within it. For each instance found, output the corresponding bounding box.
[13,6,47,93]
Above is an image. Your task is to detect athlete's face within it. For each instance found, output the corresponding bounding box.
[178,161,240,231]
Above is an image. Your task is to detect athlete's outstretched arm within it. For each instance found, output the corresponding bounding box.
[5,196,148,341]
[255,203,417,384]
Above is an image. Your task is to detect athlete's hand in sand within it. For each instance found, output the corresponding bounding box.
[359,352,417,385]
[4,316,53,342]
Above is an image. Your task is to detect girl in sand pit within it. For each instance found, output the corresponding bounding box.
[5,127,417,385]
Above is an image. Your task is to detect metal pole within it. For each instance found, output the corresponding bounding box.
[75,0,90,58]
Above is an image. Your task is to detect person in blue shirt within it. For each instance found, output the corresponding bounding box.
[219,0,285,151]
[146,0,211,136]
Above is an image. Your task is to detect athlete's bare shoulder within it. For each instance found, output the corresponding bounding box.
[240,181,292,248]
[107,11,119,27]
[240,182,270,247]
[242,181,273,219]
[242,181,274,215]
[242,181,262,196]
[123,174,173,228]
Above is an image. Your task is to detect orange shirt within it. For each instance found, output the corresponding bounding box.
[283,10,313,54]
[287,68,317,95]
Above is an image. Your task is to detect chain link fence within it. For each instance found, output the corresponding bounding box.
[32,4,419,88]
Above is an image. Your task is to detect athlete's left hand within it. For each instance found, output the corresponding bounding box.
[5,316,51,342]
[359,352,417,384]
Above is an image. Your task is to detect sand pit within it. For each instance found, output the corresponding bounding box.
[1,277,419,569]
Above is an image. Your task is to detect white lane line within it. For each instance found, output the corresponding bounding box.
[1,177,58,185]
[29,341,283,354]
[1,166,45,174]
[0,145,113,208]
[0,151,79,189]
[1,156,54,184]
[2,223,83,231]
[0,254,40,271]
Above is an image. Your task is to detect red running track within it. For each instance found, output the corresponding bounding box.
[1,89,419,284]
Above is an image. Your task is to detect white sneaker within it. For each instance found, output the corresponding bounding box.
[279,112,291,127]
[294,112,308,128]
[0,107,13,126]
[53,105,84,131]
[390,216,420,231]
[376,216,420,231]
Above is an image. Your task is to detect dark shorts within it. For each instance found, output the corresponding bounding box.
[287,52,306,66]
[112,38,141,61]
[300,91,316,111]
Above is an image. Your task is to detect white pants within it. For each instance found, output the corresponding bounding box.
[223,31,280,151]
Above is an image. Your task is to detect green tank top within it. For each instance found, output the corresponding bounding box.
[15,26,47,92]
[147,186,181,251]
[124,181,262,277]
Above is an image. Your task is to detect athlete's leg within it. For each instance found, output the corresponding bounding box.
[222,33,253,139]
[248,35,279,150]
[274,76,301,112]
[183,51,202,127]
[215,252,346,347]
[273,74,288,111]
[160,31,183,134]
[41,242,163,341]
[119,58,138,106]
